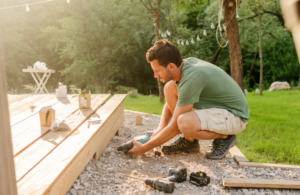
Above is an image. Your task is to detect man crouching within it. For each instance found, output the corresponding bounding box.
[129,39,249,160]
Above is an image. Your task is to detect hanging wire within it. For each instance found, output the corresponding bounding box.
[0,0,53,10]
[216,0,228,48]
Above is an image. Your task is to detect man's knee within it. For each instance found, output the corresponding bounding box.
[164,80,177,96]
[177,114,190,134]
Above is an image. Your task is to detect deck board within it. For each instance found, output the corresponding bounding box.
[11,95,98,156]
[17,95,126,195]
[14,95,110,181]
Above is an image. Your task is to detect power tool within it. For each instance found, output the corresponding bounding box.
[117,131,152,153]
[168,168,187,183]
[119,173,174,193]
[189,171,210,186]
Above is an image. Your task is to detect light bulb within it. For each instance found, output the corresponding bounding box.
[181,40,184,45]
[26,4,30,12]
[191,38,195,44]
[236,12,239,19]
[211,23,215,29]
[153,22,156,26]
[66,0,70,3]
[222,14,224,20]
[166,30,171,36]
[159,29,161,34]
[196,35,200,41]
[203,30,207,36]
[186,40,189,45]
[177,40,180,44]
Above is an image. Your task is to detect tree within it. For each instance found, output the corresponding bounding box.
[139,0,165,103]
[223,0,245,92]
[258,1,263,95]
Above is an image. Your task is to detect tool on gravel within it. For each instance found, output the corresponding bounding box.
[168,168,187,183]
[189,171,210,186]
[117,132,152,153]
[153,148,161,156]
[118,173,175,193]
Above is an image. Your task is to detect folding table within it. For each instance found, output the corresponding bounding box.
[22,69,55,94]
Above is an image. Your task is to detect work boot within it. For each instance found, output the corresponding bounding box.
[162,137,200,155]
[206,135,238,160]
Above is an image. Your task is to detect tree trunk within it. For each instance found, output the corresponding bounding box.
[154,16,164,103]
[224,0,245,93]
[259,6,263,96]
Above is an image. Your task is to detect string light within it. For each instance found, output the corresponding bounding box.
[186,40,189,45]
[211,23,215,29]
[191,38,195,44]
[166,30,171,36]
[203,30,207,36]
[0,0,53,11]
[181,40,184,45]
[196,35,200,41]
[177,40,180,44]
[26,4,30,12]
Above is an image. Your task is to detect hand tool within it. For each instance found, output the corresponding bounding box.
[117,131,152,153]
[168,168,187,183]
[189,171,210,186]
[118,173,174,193]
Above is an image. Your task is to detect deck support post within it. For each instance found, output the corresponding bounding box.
[0,26,18,194]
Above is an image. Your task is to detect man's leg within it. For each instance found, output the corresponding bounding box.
[177,111,239,160]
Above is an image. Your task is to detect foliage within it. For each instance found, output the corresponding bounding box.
[127,89,138,98]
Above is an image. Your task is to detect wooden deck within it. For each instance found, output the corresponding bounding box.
[8,94,126,195]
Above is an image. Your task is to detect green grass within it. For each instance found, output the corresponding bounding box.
[124,90,300,165]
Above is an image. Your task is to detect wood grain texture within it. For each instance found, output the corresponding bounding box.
[223,178,300,189]
[11,95,79,139]
[10,95,77,126]
[239,162,300,170]
[17,94,126,195]
[12,95,97,156]
[0,26,17,195]
[14,95,110,181]
[229,146,249,163]
[8,94,32,105]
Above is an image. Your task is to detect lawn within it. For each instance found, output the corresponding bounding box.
[124,90,300,165]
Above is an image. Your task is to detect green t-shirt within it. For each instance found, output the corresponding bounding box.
[177,57,250,122]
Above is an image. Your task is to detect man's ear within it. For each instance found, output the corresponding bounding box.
[167,63,176,70]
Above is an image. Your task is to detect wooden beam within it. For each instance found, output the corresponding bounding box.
[223,178,300,189]
[0,25,17,195]
[94,113,124,160]
[17,94,126,195]
[14,95,110,181]
[229,146,249,163]
[239,161,300,170]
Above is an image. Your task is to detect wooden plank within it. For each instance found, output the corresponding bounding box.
[8,94,32,105]
[10,95,45,110]
[9,95,55,117]
[10,95,77,126]
[14,95,110,181]
[239,162,300,170]
[0,26,17,194]
[222,178,300,189]
[10,95,79,139]
[11,95,97,156]
[17,94,126,195]
[94,113,124,160]
[125,114,152,116]
[229,146,249,163]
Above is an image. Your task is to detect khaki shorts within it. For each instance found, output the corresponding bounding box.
[193,108,247,135]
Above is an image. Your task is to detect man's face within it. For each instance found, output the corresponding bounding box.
[150,60,174,83]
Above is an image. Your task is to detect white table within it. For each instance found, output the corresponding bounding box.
[22,69,55,94]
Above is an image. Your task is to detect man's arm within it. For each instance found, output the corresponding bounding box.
[151,103,172,138]
[128,103,194,156]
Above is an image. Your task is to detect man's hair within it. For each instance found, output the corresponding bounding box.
[146,39,182,68]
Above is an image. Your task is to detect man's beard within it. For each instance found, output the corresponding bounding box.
[161,69,174,83]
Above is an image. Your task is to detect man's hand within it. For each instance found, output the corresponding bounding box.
[128,139,145,156]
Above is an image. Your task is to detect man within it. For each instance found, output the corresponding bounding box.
[129,39,249,160]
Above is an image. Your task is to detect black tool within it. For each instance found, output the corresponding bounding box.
[189,171,210,186]
[117,132,152,154]
[119,173,174,193]
[168,168,187,183]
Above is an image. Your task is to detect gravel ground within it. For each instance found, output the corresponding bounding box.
[67,111,300,195]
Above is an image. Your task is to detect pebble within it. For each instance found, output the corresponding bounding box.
[67,111,299,195]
